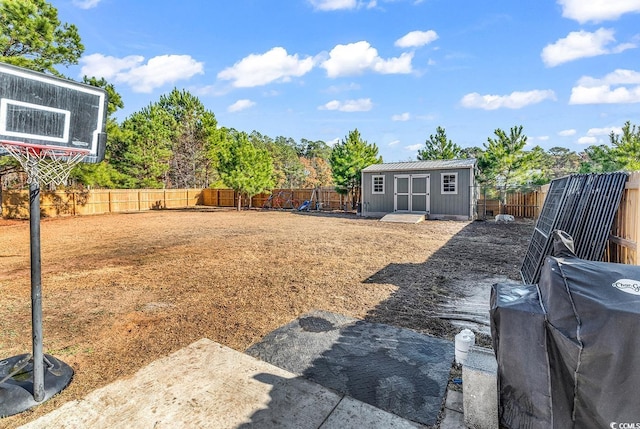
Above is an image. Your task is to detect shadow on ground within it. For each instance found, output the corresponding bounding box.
[245,220,534,427]
[361,220,532,341]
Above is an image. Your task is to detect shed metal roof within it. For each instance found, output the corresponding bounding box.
[361,159,476,173]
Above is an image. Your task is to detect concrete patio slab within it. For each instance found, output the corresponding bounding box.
[320,396,423,429]
[246,310,454,426]
[18,339,425,429]
[439,390,465,429]
[379,213,426,223]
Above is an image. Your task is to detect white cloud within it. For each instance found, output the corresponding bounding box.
[541,28,634,67]
[586,126,622,136]
[388,140,400,146]
[405,143,423,151]
[570,69,640,104]
[118,56,204,93]
[570,85,640,104]
[578,69,640,86]
[373,52,414,74]
[392,112,411,121]
[309,0,357,10]
[218,47,315,88]
[558,129,577,136]
[308,0,379,10]
[318,98,373,112]
[395,30,439,48]
[321,41,413,77]
[228,99,256,112]
[577,126,623,144]
[558,0,640,23]
[578,136,598,145]
[460,89,556,110]
[81,53,144,79]
[80,53,204,93]
[72,0,101,9]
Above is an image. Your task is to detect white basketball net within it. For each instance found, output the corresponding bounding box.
[0,142,88,186]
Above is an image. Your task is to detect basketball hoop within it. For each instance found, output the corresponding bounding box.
[0,63,109,416]
[0,140,89,186]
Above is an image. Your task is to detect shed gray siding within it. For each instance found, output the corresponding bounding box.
[362,170,397,214]
[430,168,472,217]
[361,161,476,220]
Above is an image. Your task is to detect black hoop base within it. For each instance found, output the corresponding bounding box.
[0,354,73,418]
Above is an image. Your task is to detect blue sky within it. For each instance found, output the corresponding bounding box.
[52,0,640,162]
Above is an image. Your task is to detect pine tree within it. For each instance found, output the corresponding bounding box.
[478,125,543,209]
[611,121,640,171]
[329,129,382,208]
[218,131,275,210]
[0,0,84,75]
[417,126,462,160]
[118,105,175,188]
[157,89,219,188]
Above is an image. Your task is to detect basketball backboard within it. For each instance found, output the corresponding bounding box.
[0,62,107,163]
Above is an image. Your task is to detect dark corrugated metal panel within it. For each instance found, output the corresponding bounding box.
[520,176,570,284]
[520,172,628,284]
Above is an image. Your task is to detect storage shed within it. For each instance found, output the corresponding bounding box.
[360,159,477,220]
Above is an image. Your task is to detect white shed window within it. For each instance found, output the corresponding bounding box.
[372,175,385,194]
[441,172,458,194]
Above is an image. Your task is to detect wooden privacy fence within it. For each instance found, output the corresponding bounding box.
[200,187,350,210]
[1,187,350,219]
[477,190,545,219]
[2,188,203,219]
[604,172,639,265]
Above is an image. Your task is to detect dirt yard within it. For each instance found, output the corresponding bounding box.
[0,209,533,427]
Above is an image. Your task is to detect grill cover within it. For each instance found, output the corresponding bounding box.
[492,232,640,428]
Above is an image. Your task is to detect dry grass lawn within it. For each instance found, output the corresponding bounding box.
[0,209,533,427]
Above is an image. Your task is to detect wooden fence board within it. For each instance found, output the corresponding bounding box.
[2,188,203,218]
[76,190,111,216]
[606,172,640,265]
[199,187,349,210]
[477,191,542,219]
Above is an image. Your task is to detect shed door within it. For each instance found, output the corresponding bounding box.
[394,174,430,213]
[394,175,410,212]
[411,174,430,214]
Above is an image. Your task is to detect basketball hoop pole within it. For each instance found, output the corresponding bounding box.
[0,146,76,417]
[1,62,107,417]
[29,160,45,402]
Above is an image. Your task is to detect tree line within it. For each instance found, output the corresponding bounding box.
[418,123,640,193]
[1,0,639,210]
